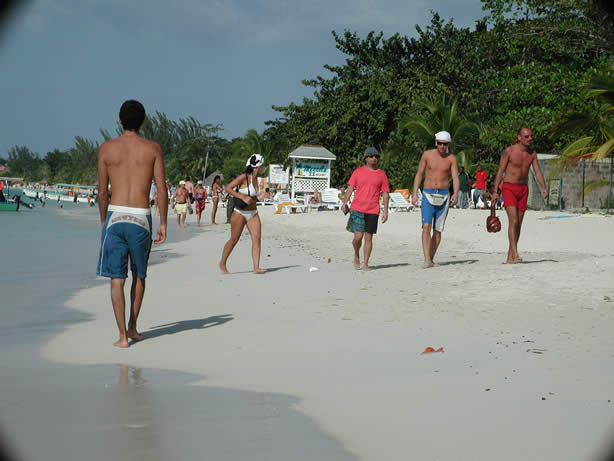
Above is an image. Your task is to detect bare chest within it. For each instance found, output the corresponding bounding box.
[508,150,535,170]
[426,153,452,172]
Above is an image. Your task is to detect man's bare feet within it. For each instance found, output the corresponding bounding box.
[254,268,267,274]
[113,339,130,348]
[127,329,143,341]
[219,262,230,274]
[353,256,361,270]
[423,260,434,269]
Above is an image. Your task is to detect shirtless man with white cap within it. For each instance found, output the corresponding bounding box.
[412,131,459,268]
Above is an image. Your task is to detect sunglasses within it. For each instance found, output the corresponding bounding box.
[436,141,450,146]
[366,154,380,158]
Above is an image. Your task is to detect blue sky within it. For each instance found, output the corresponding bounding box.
[1,0,485,156]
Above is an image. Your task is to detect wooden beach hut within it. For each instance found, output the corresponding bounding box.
[287,145,336,200]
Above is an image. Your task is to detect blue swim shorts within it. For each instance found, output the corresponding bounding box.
[96,205,153,279]
[421,188,450,232]
[346,209,379,234]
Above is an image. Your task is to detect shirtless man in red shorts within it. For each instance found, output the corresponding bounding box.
[492,126,548,264]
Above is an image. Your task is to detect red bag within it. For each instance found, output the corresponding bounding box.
[486,200,502,233]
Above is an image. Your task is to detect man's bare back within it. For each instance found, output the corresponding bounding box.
[98,135,164,209]
[98,132,168,244]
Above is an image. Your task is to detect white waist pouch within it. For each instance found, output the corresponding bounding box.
[424,192,449,206]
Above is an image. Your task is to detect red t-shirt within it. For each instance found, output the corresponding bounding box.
[475,170,487,190]
[348,166,389,215]
[0,181,4,191]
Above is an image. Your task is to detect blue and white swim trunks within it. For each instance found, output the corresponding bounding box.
[421,188,450,232]
[97,205,152,279]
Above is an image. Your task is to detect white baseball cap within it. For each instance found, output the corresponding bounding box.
[246,154,265,168]
[435,131,452,143]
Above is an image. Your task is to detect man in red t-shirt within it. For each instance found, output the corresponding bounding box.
[473,164,487,208]
[341,147,390,271]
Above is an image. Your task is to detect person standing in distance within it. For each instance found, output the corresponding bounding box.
[492,126,548,264]
[458,166,470,209]
[341,147,390,271]
[473,164,487,208]
[96,100,168,348]
[412,131,459,268]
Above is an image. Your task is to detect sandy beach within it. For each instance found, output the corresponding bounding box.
[43,206,614,461]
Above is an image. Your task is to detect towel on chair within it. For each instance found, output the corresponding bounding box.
[275,202,294,214]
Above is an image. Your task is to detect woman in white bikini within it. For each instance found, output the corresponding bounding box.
[210,175,224,225]
[219,154,266,274]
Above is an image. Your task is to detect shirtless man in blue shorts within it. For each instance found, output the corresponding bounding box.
[96,100,168,348]
[412,131,459,268]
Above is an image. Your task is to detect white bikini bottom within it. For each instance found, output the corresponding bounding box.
[234,208,258,221]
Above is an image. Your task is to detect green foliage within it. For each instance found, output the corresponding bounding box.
[400,95,481,170]
[9,0,614,192]
[552,64,614,176]
[266,2,611,190]
[6,145,43,181]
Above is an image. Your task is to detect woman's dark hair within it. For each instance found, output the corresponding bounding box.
[244,165,254,174]
[119,100,145,131]
[214,175,220,183]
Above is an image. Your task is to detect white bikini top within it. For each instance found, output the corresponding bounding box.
[237,174,258,197]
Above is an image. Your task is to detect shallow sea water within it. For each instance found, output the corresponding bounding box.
[0,200,355,461]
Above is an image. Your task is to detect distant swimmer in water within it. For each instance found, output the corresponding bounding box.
[96,100,168,348]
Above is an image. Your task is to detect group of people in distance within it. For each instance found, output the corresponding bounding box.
[96,99,548,348]
[150,174,225,228]
[344,129,548,270]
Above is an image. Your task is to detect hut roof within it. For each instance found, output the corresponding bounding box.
[287,145,336,160]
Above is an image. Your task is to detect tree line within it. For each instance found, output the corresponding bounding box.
[3,0,613,193]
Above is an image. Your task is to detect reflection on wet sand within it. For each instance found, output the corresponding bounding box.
[106,365,165,461]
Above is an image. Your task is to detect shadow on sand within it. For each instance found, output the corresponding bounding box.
[518,259,559,264]
[367,262,410,270]
[437,259,479,266]
[230,265,301,274]
[142,314,234,341]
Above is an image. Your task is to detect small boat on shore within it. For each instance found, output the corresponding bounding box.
[0,177,32,212]
[0,200,19,212]
[23,183,97,204]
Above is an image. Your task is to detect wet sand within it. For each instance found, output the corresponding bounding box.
[1,204,354,461]
[42,206,614,460]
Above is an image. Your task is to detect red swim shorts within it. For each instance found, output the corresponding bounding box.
[195,200,206,215]
[501,182,528,211]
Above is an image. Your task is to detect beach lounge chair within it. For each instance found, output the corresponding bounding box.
[321,188,343,210]
[273,193,307,214]
[388,192,412,212]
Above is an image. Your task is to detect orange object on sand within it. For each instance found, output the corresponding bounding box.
[422,347,444,354]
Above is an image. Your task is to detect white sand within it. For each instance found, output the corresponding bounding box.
[44,207,614,461]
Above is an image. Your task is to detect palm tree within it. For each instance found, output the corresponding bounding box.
[399,95,481,168]
[552,65,614,208]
